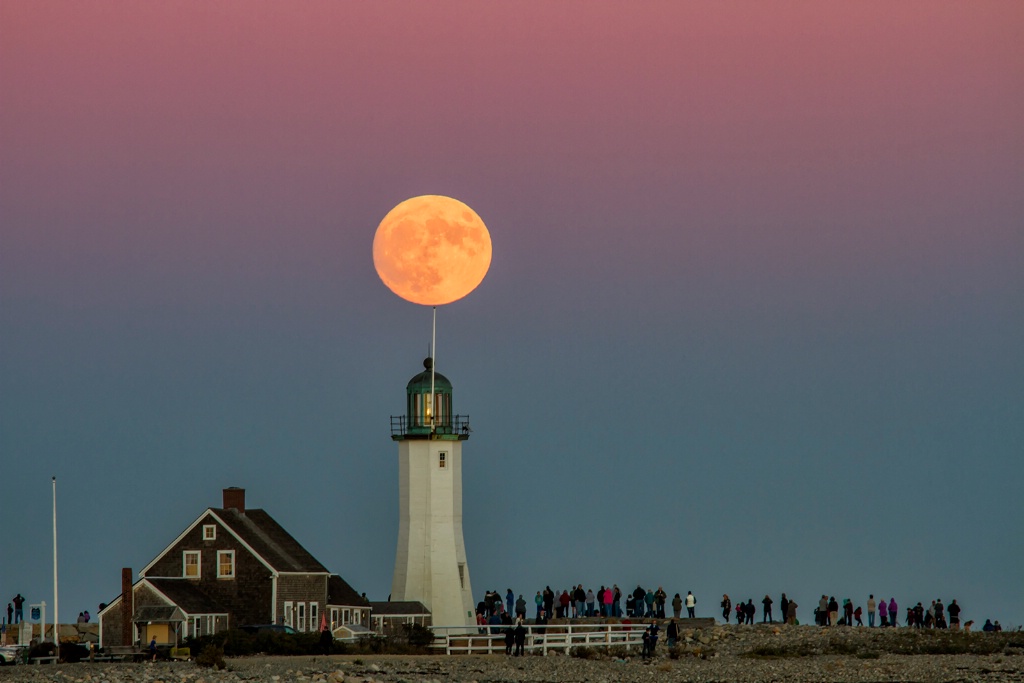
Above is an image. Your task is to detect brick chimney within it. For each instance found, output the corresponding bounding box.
[222,487,246,513]
[120,568,133,646]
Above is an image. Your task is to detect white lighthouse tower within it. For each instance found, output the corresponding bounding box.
[390,357,475,629]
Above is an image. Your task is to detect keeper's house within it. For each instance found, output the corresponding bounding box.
[98,487,370,646]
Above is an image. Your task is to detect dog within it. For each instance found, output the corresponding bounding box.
[963,620,974,633]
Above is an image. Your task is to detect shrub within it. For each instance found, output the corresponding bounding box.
[195,644,225,669]
[571,646,598,659]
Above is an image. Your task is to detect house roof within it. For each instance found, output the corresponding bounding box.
[369,601,430,616]
[327,575,369,607]
[147,578,229,614]
[133,605,184,623]
[212,508,329,573]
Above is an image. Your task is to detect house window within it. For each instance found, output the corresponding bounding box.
[458,562,465,589]
[352,609,361,625]
[330,608,339,629]
[439,451,447,468]
[217,550,235,578]
[297,603,306,632]
[192,617,201,637]
[310,603,319,631]
[284,602,293,628]
[183,551,201,578]
[203,525,216,540]
[342,608,350,624]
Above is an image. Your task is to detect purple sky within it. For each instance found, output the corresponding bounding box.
[2,1,1022,627]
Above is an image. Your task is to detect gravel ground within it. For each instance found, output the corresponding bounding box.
[2,625,1021,683]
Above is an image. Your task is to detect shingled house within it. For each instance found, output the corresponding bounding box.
[98,488,370,646]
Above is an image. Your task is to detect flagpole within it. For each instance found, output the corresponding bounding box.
[52,476,59,660]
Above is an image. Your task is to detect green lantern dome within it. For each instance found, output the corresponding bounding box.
[401,357,452,437]
[406,357,453,395]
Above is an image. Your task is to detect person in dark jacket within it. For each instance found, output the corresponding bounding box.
[721,594,732,622]
[948,600,962,628]
[780,594,789,623]
[513,618,527,656]
[744,599,756,624]
[667,618,678,647]
[762,595,774,623]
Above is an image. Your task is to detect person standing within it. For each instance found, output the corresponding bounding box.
[513,617,526,656]
[613,585,622,618]
[655,587,667,619]
[878,598,888,626]
[543,587,554,619]
[672,593,683,618]
[574,585,586,619]
[535,591,543,620]
[948,599,961,629]
[149,636,158,662]
[786,598,798,625]
[632,586,645,618]
[828,596,839,626]
[667,618,678,647]
[602,586,613,617]
[5,603,12,625]
[586,588,595,617]
[780,594,789,624]
[762,594,773,623]
[867,595,877,627]
[721,594,732,623]
[685,591,696,618]
[817,596,828,626]
[888,598,898,628]
[644,588,655,618]
[12,595,25,624]
[515,594,527,618]
[506,589,514,617]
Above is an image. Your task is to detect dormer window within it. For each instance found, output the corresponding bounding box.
[203,525,216,541]
[439,451,447,469]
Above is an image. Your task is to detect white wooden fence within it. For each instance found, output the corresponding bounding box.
[430,623,645,655]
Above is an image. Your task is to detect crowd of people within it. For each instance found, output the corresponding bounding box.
[474,586,988,637]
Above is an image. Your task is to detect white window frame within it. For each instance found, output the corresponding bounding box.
[183,551,201,578]
[310,603,319,631]
[216,550,235,578]
[192,616,201,637]
[342,608,350,624]
[284,602,294,628]
[297,602,306,632]
[439,451,447,468]
[203,524,216,540]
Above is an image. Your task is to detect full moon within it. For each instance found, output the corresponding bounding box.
[373,195,492,306]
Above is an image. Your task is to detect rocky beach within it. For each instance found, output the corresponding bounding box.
[2,625,1021,683]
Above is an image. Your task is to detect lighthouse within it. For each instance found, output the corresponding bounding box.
[389,357,475,629]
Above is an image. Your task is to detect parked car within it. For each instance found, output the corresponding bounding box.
[238,624,298,635]
[0,644,26,665]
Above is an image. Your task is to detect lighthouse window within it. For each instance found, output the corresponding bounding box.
[439,452,447,468]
